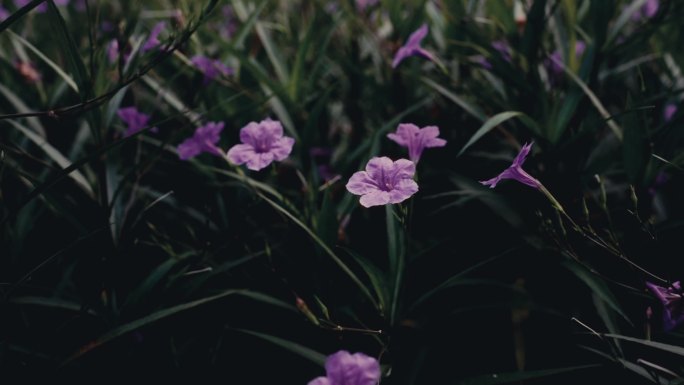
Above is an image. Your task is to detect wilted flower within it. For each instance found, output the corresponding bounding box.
[480,142,541,189]
[226,119,295,171]
[191,55,233,84]
[664,103,677,122]
[646,281,684,331]
[355,0,378,12]
[308,350,381,385]
[142,22,166,52]
[346,157,418,208]
[545,41,586,80]
[177,121,224,160]
[632,0,658,21]
[16,61,41,83]
[387,123,446,163]
[0,6,10,21]
[392,24,436,68]
[117,106,153,137]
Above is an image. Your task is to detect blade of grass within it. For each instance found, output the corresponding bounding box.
[422,77,487,122]
[458,111,540,156]
[233,328,326,366]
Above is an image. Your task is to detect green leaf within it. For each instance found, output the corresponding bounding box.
[603,334,684,357]
[0,0,46,33]
[422,77,486,122]
[621,96,650,184]
[233,328,326,366]
[386,205,405,324]
[457,364,601,385]
[563,260,632,325]
[458,111,538,157]
[62,289,282,365]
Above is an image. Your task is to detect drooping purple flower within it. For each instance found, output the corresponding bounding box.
[387,123,446,163]
[177,121,224,160]
[346,157,418,208]
[191,55,233,84]
[632,0,658,21]
[142,22,166,52]
[0,6,10,21]
[392,24,436,68]
[226,119,295,171]
[646,281,684,331]
[480,142,541,189]
[117,106,152,137]
[307,350,381,385]
[664,103,677,122]
[545,41,586,80]
[355,0,379,12]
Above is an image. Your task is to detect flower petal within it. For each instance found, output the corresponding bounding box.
[406,24,428,47]
[270,136,295,161]
[239,122,262,146]
[365,157,395,182]
[391,158,416,180]
[226,144,256,165]
[307,377,331,385]
[177,138,201,160]
[346,171,379,195]
[325,351,381,385]
[389,179,418,204]
[359,191,391,207]
[246,152,275,171]
[512,142,533,167]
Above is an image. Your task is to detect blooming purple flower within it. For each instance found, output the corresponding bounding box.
[308,350,381,385]
[142,22,166,52]
[646,281,684,331]
[117,106,152,137]
[226,119,295,171]
[191,55,233,84]
[545,41,586,80]
[664,103,677,122]
[387,123,446,163]
[177,122,225,160]
[392,24,436,68]
[480,142,541,189]
[632,0,658,21]
[0,6,10,21]
[346,157,418,208]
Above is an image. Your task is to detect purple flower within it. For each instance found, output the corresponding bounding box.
[387,123,446,163]
[545,41,586,80]
[177,121,224,160]
[480,142,541,189]
[492,40,512,63]
[307,350,381,385]
[0,6,10,21]
[346,157,418,208]
[191,55,233,84]
[117,106,152,137]
[664,103,677,122]
[142,22,166,52]
[218,5,238,39]
[392,24,436,68]
[226,119,295,171]
[632,0,658,21]
[646,281,684,331]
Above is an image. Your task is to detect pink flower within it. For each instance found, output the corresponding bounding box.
[226,119,295,171]
[387,123,446,163]
[480,142,541,189]
[392,24,436,68]
[308,350,381,385]
[346,157,418,208]
[177,122,224,160]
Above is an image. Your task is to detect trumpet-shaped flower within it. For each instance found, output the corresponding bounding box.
[392,24,436,68]
[191,55,233,84]
[226,119,294,171]
[308,350,381,385]
[117,107,153,137]
[387,123,446,163]
[346,157,418,208]
[646,281,684,331]
[177,121,224,160]
[480,142,541,189]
